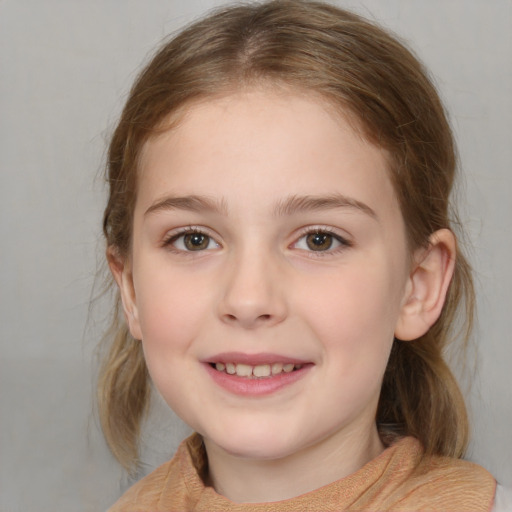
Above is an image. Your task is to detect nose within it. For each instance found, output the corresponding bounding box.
[217,248,288,329]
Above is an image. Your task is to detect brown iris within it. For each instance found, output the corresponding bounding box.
[184,233,210,251]
[306,232,333,251]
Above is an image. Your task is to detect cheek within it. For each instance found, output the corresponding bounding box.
[133,264,213,353]
[297,260,405,358]
[314,264,402,318]
[133,267,214,418]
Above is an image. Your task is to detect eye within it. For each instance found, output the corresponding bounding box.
[165,229,220,252]
[293,229,349,253]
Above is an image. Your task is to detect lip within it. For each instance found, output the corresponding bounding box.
[202,352,313,397]
[202,352,310,366]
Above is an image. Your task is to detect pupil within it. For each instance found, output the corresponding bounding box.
[307,232,332,251]
[190,234,204,245]
[185,233,208,250]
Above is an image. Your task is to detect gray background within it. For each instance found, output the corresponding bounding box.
[1,1,510,510]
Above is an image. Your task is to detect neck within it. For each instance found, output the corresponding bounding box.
[203,424,384,503]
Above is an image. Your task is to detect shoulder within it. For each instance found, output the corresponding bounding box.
[373,438,496,511]
[391,453,496,511]
[426,452,496,484]
[107,434,204,512]
[107,458,178,512]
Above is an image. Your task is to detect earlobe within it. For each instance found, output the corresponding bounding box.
[394,229,456,341]
[106,247,143,340]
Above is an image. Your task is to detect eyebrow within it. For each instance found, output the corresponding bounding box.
[273,194,377,219]
[145,195,228,216]
[144,193,377,220]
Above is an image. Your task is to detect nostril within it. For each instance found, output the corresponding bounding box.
[223,313,272,323]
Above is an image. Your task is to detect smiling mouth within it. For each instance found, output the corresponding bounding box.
[209,362,304,378]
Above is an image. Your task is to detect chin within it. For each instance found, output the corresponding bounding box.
[203,421,306,461]
[219,439,295,461]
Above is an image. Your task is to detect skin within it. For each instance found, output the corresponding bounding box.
[111,88,456,503]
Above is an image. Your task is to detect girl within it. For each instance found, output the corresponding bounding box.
[98,1,510,510]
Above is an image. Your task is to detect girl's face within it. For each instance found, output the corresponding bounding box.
[120,88,414,463]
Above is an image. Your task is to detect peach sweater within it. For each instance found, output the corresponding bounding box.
[109,434,496,511]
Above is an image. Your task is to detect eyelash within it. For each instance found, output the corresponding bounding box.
[162,226,352,256]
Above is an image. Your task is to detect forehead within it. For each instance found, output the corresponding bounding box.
[137,88,398,220]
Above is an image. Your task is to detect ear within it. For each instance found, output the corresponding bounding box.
[394,229,456,341]
[107,247,143,340]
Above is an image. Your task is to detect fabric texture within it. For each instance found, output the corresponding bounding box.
[109,433,496,512]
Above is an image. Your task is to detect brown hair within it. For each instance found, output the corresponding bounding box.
[98,0,473,471]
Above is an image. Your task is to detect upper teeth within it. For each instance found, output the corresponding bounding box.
[215,362,302,378]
